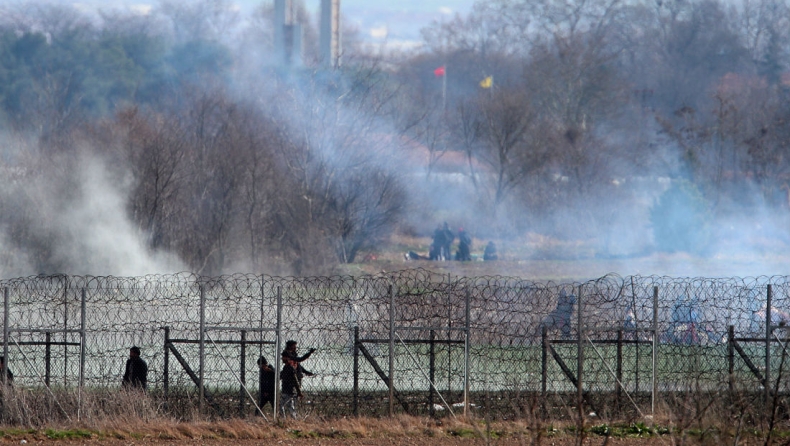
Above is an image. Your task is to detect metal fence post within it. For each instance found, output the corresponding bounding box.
[2,286,6,422]
[199,283,205,412]
[3,287,8,390]
[616,329,623,412]
[766,284,772,406]
[353,326,359,416]
[727,325,734,394]
[652,285,658,415]
[631,277,639,394]
[45,331,51,387]
[388,284,395,417]
[78,287,86,421]
[164,326,170,402]
[79,288,86,388]
[63,282,68,387]
[258,276,270,360]
[541,325,547,397]
[240,329,247,416]
[274,286,282,421]
[576,285,584,419]
[447,289,452,394]
[429,329,435,417]
[464,287,470,417]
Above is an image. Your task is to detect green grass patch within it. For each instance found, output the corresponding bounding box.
[586,422,669,438]
[448,427,477,438]
[44,428,95,439]
[287,429,320,438]
[0,428,36,437]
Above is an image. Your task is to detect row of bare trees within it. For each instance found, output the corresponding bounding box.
[391,0,790,245]
[84,79,407,276]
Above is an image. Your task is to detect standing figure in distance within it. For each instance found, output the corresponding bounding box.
[456,228,472,261]
[0,356,13,386]
[441,222,454,261]
[280,356,302,418]
[281,340,315,383]
[483,241,498,261]
[430,224,446,260]
[257,356,275,413]
[540,290,577,339]
[122,346,148,391]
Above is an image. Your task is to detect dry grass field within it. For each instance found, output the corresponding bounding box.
[340,233,790,280]
[0,415,739,445]
[0,389,784,445]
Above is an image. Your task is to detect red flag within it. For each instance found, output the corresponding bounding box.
[434,66,446,77]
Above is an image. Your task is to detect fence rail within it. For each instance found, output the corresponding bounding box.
[0,269,788,420]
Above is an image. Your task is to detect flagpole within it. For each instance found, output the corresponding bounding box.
[442,65,447,114]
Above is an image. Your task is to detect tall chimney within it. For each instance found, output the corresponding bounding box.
[320,0,341,68]
[274,0,286,65]
[274,0,305,67]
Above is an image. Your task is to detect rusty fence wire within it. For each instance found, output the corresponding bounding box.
[0,269,787,420]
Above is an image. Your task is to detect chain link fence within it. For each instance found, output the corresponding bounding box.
[0,270,787,420]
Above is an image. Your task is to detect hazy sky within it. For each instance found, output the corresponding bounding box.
[332,0,477,47]
[238,0,477,47]
[66,0,477,48]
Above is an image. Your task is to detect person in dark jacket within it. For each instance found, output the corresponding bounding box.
[280,356,302,418]
[430,225,446,260]
[441,222,454,261]
[483,241,498,261]
[122,346,148,390]
[456,228,472,261]
[0,356,13,386]
[281,340,315,382]
[257,356,275,412]
[540,290,576,339]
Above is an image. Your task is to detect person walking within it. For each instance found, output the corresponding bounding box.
[279,356,302,418]
[0,356,13,386]
[281,340,315,382]
[122,346,148,391]
[257,356,275,412]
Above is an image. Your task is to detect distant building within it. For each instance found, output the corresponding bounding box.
[273,0,340,69]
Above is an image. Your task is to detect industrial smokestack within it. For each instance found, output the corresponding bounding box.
[286,24,304,67]
[320,0,341,68]
[274,0,286,65]
[273,0,304,67]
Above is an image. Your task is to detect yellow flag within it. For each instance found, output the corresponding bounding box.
[479,76,493,88]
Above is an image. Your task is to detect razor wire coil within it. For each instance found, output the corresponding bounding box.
[0,269,786,419]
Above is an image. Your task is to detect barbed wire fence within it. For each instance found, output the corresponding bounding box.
[0,269,787,422]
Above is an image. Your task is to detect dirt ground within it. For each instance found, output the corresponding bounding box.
[9,438,668,446]
[342,244,790,280]
[0,419,679,446]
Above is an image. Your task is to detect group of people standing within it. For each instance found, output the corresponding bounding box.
[430,222,473,261]
[405,222,499,262]
[119,340,315,418]
[257,339,316,418]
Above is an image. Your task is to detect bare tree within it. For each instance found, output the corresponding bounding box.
[743,99,790,208]
[115,108,188,251]
[328,167,407,263]
[156,0,240,43]
[450,97,484,190]
[475,87,554,204]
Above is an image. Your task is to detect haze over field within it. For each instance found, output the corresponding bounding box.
[0,0,788,279]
